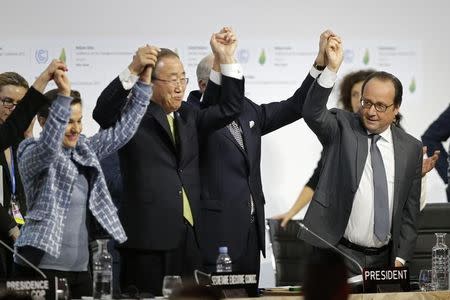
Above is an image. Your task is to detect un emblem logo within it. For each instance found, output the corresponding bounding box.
[35,49,49,64]
[344,49,354,64]
[237,49,250,64]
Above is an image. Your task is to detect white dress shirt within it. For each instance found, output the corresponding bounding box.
[344,127,395,248]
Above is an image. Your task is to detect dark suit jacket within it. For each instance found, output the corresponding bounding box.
[93,76,244,250]
[422,104,450,185]
[0,87,48,278]
[300,80,422,264]
[0,87,47,152]
[186,90,202,109]
[197,73,315,264]
[0,144,26,234]
[0,87,48,235]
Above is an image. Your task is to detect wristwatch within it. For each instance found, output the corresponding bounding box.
[313,62,326,71]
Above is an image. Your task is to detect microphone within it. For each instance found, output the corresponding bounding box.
[297,222,364,275]
[0,239,47,279]
[194,269,212,285]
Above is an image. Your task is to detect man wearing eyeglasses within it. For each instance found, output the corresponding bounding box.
[0,62,67,279]
[299,35,422,276]
[92,29,244,296]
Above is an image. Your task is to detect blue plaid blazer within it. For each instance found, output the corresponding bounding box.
[15,81,151,258]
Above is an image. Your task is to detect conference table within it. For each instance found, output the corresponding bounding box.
[246,290,450,299]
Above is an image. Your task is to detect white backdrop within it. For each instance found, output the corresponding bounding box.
[1,0,449,286]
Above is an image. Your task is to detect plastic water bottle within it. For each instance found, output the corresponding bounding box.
[432,233,449,290]
[216,246,232,273]
[93,239,113,299]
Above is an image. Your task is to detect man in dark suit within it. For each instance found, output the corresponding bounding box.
[422,105,450,201]
[0,61,66,278]
[92,30,244,296]
[195,30,333,285]
[186,54,214,109]
[300,35,422,275]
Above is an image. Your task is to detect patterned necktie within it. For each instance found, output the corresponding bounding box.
[167,115,194,226]
[227,120,255,216]
[227,121,245,150]
[370,134,389,242]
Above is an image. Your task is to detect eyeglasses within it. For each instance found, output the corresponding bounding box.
[360,97,395,113]
[1,97,20,109]
[152,77,189,87]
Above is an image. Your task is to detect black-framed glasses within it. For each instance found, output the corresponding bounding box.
[152,77,189,87]
[360,97,394,113]
[1,97,19,109]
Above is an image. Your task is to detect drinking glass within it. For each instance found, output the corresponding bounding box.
[419,269,434,292]
[56,277,70,300]
[162,275,182,298]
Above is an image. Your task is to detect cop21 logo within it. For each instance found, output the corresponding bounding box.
[35,49,49,64]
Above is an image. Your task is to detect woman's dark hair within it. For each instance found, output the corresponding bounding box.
[38,89,82,119]
[338,69,375,112]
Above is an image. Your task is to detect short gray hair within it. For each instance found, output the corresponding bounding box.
[196,54,214,82]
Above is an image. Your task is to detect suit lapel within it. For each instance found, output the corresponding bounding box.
[239,116,252,165]
[175,111,190,162]
[392,126,406,216]
[148,102,177,152]
[221,119,248,161]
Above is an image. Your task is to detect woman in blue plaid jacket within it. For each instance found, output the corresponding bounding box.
[12,46,158,298]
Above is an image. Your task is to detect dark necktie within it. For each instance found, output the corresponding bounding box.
[370,134,389,242]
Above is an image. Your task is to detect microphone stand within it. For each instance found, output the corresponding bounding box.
[297,222,366,295]
[0,239,47,279]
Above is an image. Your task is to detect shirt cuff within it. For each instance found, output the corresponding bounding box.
[317,67,337,88]
[209,69,222,85]
[395,257,406,266]
[119,68,139,90]
[309,66,322,79]
[220,63,243,80]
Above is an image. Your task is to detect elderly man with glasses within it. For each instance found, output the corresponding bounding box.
[92,28,244,296]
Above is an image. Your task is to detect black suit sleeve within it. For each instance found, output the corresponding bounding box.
[0,204,16,236]
[196,75,244,133]
[93,77,130,129]
[421,105,450,184]
[257,73,315,135]
[0,87,48,152]
[201,79,222,107]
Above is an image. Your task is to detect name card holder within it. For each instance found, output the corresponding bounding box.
[210,273,258,297]
[363,266,410,293]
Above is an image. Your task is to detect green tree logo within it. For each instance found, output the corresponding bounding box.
[59,48,66,63]
[259,49,266,65]
[363,49,370,65]
[409,77,416,93]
